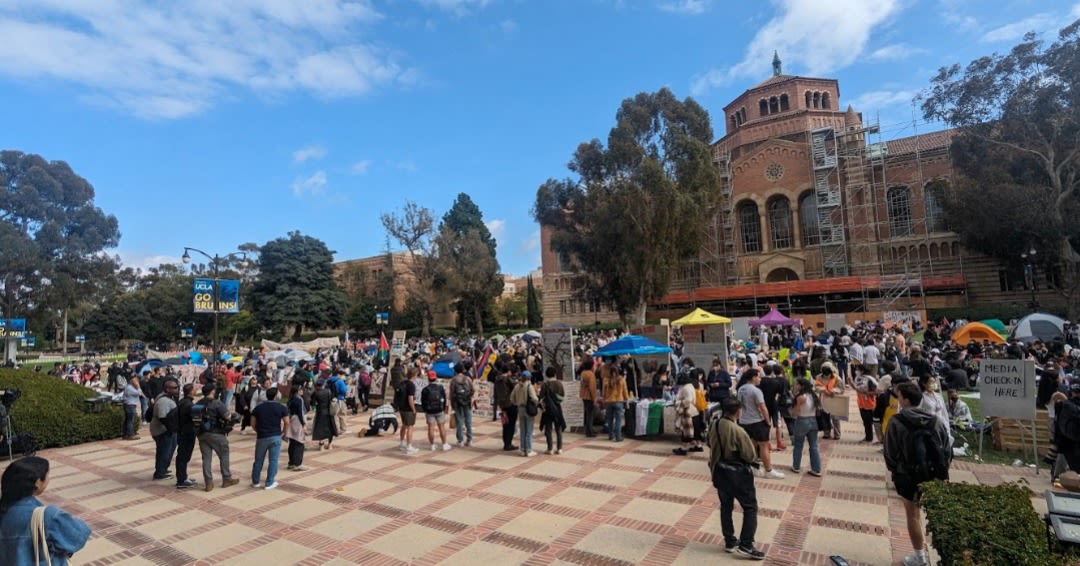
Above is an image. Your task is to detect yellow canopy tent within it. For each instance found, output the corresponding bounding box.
[671,307,732,326]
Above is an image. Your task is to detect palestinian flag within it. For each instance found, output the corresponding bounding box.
[378,332,390,364]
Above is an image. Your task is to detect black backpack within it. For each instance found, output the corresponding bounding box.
[191,401,213,433]
[392,381,409,411]
[1056,399,1080,444]
[421,384,445,414]
[451,379,471,408]
[897,413,950,483]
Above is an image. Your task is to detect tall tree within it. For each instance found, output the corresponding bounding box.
[436,193,502,335]
[533,88,720,326]
[0,151,120,333]
[526,275,542,328]
[922,20,1080,315]
[249,231,346,338]
[381,202,441,336]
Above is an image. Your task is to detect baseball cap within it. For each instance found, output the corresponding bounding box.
[427,370,437,381]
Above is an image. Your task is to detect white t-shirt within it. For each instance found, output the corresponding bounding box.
[863,344,880,365]
[737,383,765,425]
[849,342,864,363]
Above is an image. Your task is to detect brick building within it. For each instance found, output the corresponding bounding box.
[542,55,1058,326]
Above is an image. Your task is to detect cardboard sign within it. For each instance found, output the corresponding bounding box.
[978,359,1036,421]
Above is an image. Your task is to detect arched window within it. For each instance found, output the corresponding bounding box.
[759,99,769,117]
[813,92,821,109]
[822,92,831,109]
[767,196,794,249]
[737,201,762,253]
[798,191,820,246]
[739,108,747,123]
[805,91,812,108]
[769,96,779,114]
[779,94,789,111]
[924,181,948,233]
[731,115,738,130]
[887,186,914,237]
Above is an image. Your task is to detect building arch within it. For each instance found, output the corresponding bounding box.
[765,267,799,282]
[780,94,789,111]
[759,99,769,117]
[769,96,780,114]
[737,200,762,253]
[822,92,831,109]
[805,91,812,108]
[813,92,821,109]
[924,180,948,233]
[887,186,914,237]
[767,195,794,250]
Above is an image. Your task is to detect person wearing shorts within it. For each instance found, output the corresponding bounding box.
[422,371,452,451]
[736,369,784,479]
[398,377,418,454]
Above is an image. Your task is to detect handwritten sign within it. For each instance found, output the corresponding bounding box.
[978,359,1036,420]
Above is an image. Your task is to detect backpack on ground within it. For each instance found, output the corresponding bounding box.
[451,379,472,408]
[421,384,446,414]
[897,413,950,484]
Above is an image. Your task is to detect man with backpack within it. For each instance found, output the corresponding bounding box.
[421,371,451,451]
[449,363,475,447]
[195,384,240,492]
[174,383,198,490]
[884,381,951,566]
[393,369,418,454]
[149,379,180,481]
[328,369,349,434]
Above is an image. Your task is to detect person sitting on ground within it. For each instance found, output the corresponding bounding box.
[0,456,91,566]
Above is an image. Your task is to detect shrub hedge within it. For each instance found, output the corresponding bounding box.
[920,480,1074,565]
[0,368,123,449]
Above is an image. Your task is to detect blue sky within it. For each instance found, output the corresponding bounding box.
[1,0,1078,277]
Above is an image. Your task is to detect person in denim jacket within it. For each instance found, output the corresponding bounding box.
[0,456,91,565]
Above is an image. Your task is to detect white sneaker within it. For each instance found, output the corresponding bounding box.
[555,449,562,455]
[442,443,452,451]
[901,553,928,566]
[263,482,278,490]
[399,442,407,450]
[526,451,537,457]
[752,467,764,478]
[763,469,786,479]
[431,443,438,452]
[405,446,419,454]
[250,482,261,488]
[456,441,464,447]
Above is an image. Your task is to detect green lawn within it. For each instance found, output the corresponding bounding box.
[955,394,1042,467]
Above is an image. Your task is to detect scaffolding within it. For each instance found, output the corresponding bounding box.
[699,148,738,288]
[810,128,848,276]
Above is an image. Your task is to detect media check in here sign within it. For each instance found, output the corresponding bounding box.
[978,359,1037,421]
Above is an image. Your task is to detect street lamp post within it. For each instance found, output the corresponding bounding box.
[182,247,247,366]
[1021,247,1038,312]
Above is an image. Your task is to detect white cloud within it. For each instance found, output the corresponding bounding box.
[981,12,1058,43]
[499,19,518,35]
[416,0,492,14]
[391,159,417,172]
[350,159,372,174]
[292,170,328,198]
[485,219,506,243]
[0,1,417,119]
[117,251,182,271]
[848,89,917,113]
[515,229,541,261]
[691,0,904,95]
[660,0,709,15]
[867,44,926,62]
[293,145,327,163]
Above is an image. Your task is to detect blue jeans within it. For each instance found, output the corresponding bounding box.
[252,436,283,486]
[605,402,625,441]
[153,432,177,478]
[791,417,821,473]
[123,405,137,437]
[454,406,473,444]
[222,390,235,412]
[518,408,534,453]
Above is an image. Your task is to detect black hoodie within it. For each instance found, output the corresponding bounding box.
[883,405,951,477]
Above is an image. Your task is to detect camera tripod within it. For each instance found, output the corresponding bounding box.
[0,389,24,461]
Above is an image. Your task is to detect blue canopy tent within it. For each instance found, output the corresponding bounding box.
[432,351,463,378]
[594,335,673,357]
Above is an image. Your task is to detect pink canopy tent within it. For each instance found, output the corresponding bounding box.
[749,305,800,327]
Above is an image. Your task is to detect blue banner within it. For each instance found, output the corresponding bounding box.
[0,319,27,339]
[193,279,240,313]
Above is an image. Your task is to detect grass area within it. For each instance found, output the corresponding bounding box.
[954,394,1041,467]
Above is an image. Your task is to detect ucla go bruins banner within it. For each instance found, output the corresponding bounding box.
[193,279,240,313]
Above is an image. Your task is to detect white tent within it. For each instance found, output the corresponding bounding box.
[1010,312,1066,343]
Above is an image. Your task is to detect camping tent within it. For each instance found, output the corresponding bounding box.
[979,319,1008,336]
[750,306,800,327]
[952,322,1006,345]
[1011,313,1067,343]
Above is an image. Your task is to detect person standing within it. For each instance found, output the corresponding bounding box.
[511,371,540,457]
[174,383,199,489]
[578,359,599,438]
[854,370,879,443]
[122,376,145,440]
[285,386,308,471]
[884,382,951,566]
[311,380,338,450]
[494,363,518,451]
[789,378,822,476]
[707,397,766,560]
[706,358,732,403]
[672,373,703,455]
[814,364,843,440]
[421,371,452,451]
[736,369,784,479]
[602,362,630,442]
[149,379,180,481]
[196,384,240,492]
[862,338,880,377]
[237,376,258,434]
[329,369,349,434]
[449,364,475,447]
[0,457,91,565]
[539,367,566,455]
[395,372,419,454]
[250,387,290,490]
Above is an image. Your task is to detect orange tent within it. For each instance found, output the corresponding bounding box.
[951,322,1006,345]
